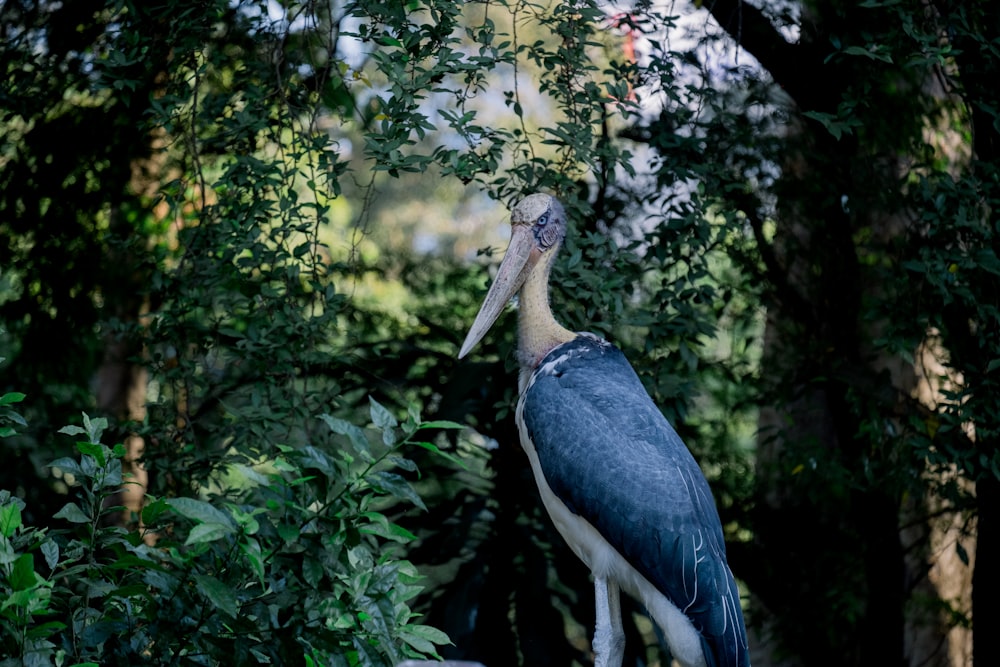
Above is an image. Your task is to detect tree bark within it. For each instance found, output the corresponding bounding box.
[96,330,148,525]
[973,475,999,667]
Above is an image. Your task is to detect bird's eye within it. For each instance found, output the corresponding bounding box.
[537,213,549,227]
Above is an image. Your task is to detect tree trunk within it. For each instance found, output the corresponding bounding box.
[96,330,148,525]
[973,474,999,667]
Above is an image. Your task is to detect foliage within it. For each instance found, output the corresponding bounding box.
[0,405,453,666]
[0,385,26,440]
[4,0,998,665]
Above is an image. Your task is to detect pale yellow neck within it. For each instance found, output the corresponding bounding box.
[516,250,575,371]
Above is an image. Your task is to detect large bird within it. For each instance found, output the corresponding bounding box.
[459,194,750,667]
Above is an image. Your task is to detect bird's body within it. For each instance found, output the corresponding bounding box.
[519,335,746,667]
[459,193,749,667]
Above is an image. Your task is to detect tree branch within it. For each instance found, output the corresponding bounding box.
[703,0,828,111]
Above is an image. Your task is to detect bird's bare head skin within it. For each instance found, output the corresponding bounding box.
[458,193,568,359]
[511,193,566,251]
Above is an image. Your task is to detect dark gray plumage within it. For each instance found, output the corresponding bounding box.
[522,335,749,667]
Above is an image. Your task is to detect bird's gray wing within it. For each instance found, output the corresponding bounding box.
[522,336,748,667]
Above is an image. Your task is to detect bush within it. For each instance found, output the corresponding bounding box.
[0,402,453,666]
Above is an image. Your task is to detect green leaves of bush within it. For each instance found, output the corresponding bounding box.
[0,387,26,439]
[0,492,61,667]
[0,403,456,666]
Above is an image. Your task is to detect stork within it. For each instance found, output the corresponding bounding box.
[459,194,750,667]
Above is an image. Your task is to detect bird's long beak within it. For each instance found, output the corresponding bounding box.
[459,225,535,358]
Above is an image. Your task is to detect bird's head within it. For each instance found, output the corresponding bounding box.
[459,193,566,358]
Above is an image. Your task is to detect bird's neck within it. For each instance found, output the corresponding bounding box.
[516,249,575,372]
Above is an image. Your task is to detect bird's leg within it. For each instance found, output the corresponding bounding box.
[593,576,625,667]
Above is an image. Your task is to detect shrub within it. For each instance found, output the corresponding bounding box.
[0,402,453,666]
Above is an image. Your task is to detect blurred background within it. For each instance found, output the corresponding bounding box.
[1,1,997,665]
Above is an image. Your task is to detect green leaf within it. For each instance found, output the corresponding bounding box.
[411,441,466,468]
[81,413,108,444]
[359,512,417,543]
[0,502,22,537]
[408,623,450,645]
[417,420,466,430]
[40,540,59,570]
[302,556,324,588]
[140,497,169,525]
[27,619,66,639]
[240,537,265,588]
[1,588,34,611]
[298,445,336,477]
[166,497,235,528]
[320,414,373,462]
[842,45,893,63]
[193,574,238,618]
[0,391,25,406]
[398,623,450,655]
[11,553,36,590]
[353,596,396,662]
[53,502,92,524]
[85,578,115,598]
[369,396,398,430]
[1,537,20,566]
[801,110,845,140]
[387,455,417,473]
[406,403,421,427]
[184,522,235,545]
[276,522,300,542]
[76,441,106,467]
[353,634,389,667]
[230,506,260,535]
[374,34,402,48]
[367,472,426,510]
[272,456,298,473]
